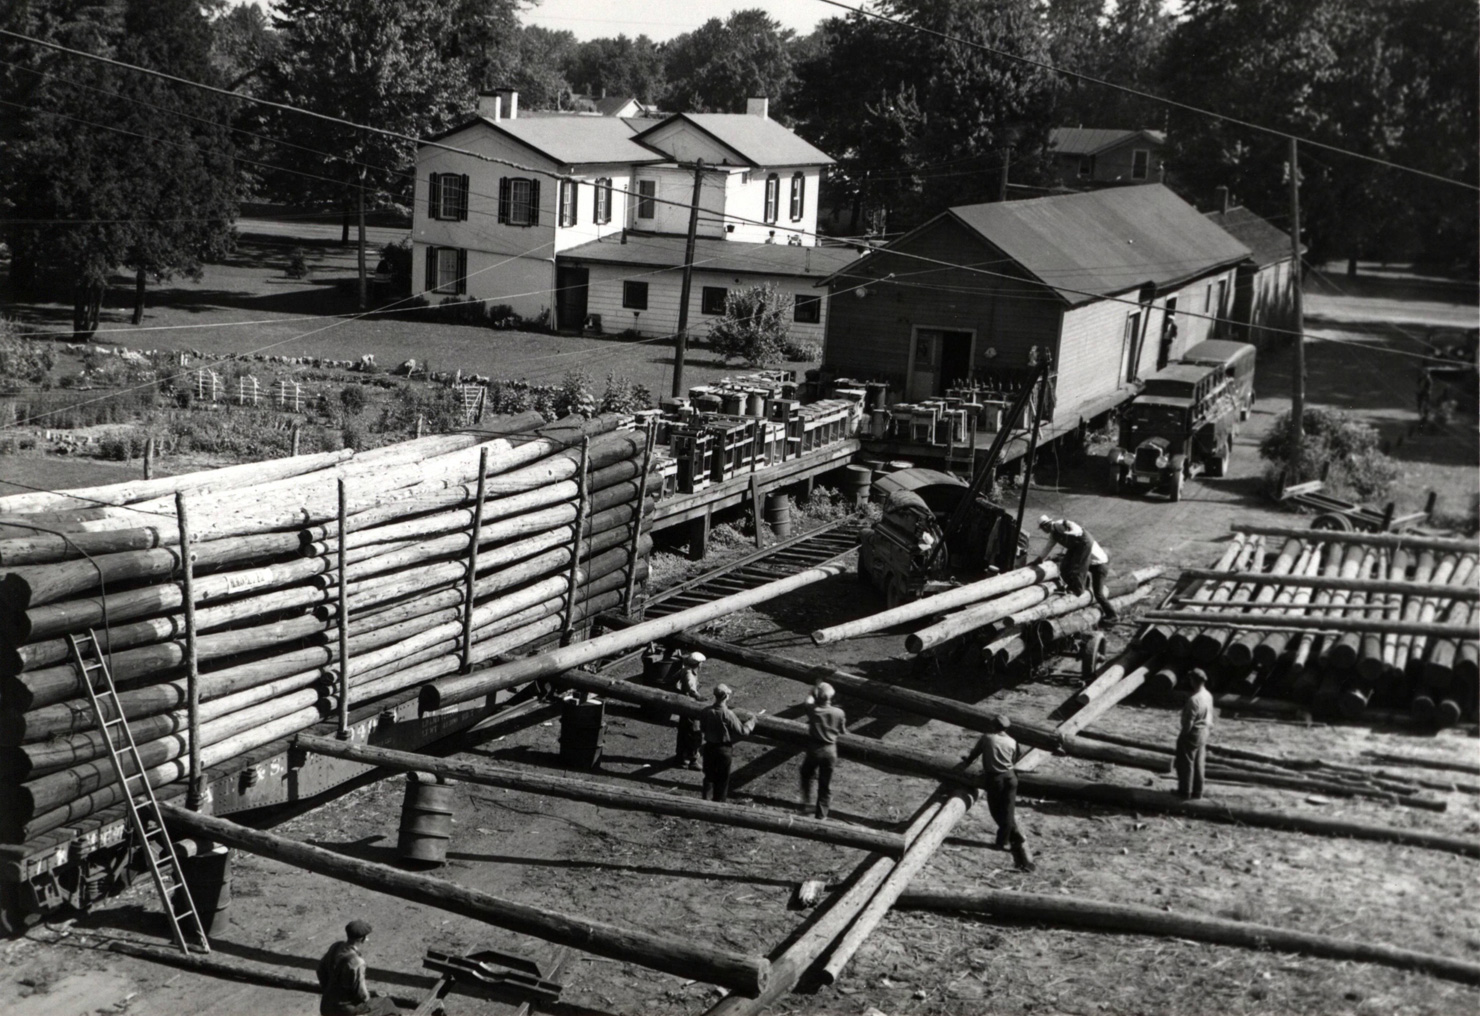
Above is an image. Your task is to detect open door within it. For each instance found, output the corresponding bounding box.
[555,266,589,330]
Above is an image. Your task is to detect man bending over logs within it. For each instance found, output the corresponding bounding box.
[961,714,1036,872]
[1034,515,1119,624]
[801,682,847,819]
[700,683,758,802]
[1177,667,1215,800]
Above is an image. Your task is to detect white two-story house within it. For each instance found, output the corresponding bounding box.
[412,92,857,343]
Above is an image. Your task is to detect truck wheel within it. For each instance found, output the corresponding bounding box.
[1169,468,1184,502]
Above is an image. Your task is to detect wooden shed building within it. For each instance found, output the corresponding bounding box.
[819,185,1252,434]
[1203,189,1302,348]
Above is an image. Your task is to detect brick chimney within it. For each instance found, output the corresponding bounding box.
[1215,185,1230,214]
[478,89,519,121]
[746,97,769,119]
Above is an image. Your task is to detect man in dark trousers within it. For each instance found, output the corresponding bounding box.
[674,651,705,769]
[1035,515,1118,623]
[801,682,847,819]
[699,683,758,802]
[317,920,399,1015]
[961,714,1035,872]
[1177,667,1215,799]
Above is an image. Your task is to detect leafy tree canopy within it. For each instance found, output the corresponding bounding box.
[662,9,798,115]
[564,34,667,105]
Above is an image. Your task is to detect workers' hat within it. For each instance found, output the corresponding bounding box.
[714,683,732,699]
[986,713,1011,732]
[1188,667,1209,685]
[1037,514,1055,531]
[685,651,706,665]
[814,681,835,701]
[346,919,373,940]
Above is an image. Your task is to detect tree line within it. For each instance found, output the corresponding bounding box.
[1,0,1474,337]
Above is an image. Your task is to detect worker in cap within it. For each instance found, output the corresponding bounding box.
[801,682,847,819]
[1176,668,1215,800]
[673,649,706,769]
[699,682,758,802]
[317,919,400,1015]
[1034,515,1118,624]
[961,713,1035,872]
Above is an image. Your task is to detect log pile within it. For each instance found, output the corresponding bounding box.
[810,562,1163,670]
[0,414,658,847]
[1137,524,1479,726]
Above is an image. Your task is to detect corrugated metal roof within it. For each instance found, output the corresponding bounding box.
[633,114,834,167]
[559,234,859,278]
[1050,127,1166,157]
[1203,206,1299,268]
[948,185,1252,306]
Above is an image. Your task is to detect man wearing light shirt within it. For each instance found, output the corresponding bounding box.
[1034,515,1118,623]
[961,713,1036,872]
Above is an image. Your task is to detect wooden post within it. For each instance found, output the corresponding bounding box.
[1288,137,1304,471]
[415,414,425,439]
[174,492,202,810]
[623,419,656,615]
[143,435,154,480]
[460,447,489,671]
[336,478,350,737]
[561,438,591,644]
[1012,366,1047,541]
[290,425,301,457]
[671,160,705,398]
[158,804,770,995]
[748,473,764,549]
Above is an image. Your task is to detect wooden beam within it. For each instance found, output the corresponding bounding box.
[1229,524,1477,553]
[1141,610,1478,639]
[1176,568,1479,601]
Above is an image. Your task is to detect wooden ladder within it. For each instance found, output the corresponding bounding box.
[67,631,210,955]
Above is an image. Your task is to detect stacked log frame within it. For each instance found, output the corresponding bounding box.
[1140,526,1480,724]
[0,413,656,855]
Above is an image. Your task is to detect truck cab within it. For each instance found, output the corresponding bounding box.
[1113,360,1242,501]
[858,467,1024,606]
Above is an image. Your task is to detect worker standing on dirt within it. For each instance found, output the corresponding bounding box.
[1176,668,1215,799]
[699,683,758,802]
[801,682,847,819]
[317,920,400,1015]
[960,714,1036,872]
[1035,515,1118,623]
[674,651,705,770]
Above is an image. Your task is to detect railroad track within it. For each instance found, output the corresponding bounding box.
[642,517,865,618]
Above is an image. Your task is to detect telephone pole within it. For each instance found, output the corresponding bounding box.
[672,159,705,398]
[1288,137,1304,469]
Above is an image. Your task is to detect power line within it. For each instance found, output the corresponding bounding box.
[810,0,1479,193]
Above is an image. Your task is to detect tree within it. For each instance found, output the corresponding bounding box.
[565,34,667,104]
[707,284,794,366]
[1045,0,1174,129]
[662,9,798,115]
[1160,0,1478,269]
[0,0,238,335]
[509,26,577,111]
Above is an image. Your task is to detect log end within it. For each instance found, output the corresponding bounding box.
[903,633,926,655]
[809,630,832,646]
[0,574,32,614]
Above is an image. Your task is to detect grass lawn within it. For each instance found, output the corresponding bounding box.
[4,219,815,400]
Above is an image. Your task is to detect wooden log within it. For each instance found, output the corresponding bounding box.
[1362,750,1480,777]
[1030,587,1154,648]
[984,632,1029,673]
[1176,567,1480,602]
[1222,541,1308,668]
[1073,649,1149,707]
[1169,538,1260,658]
[105,939,332,997]
[816,789,977,984]
[1254,543,1325,669]
[1322,547,1380,672]
[1409,555,1476,674]
[1058,658,1158,740]
[1145,661,1181,697]
[158,804,769,995]
[1142,536,1247,654]
[296,735,905,856]
[424,563,848,709]
[810,563,1060,645]
[1230,524,1478,554]
[1190,539,1271,663]
[895,888,1480,985]
[1141,610,1476,639]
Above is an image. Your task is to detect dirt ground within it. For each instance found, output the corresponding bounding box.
[0,265,1477,1016]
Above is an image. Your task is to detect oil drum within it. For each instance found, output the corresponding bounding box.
[397,774,455,867]
[174,843,232,935]
[763,491,793,538]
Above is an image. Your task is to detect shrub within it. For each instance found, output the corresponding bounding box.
[1258,407,1402,501]
[0,318,55,387]
[598,372,653,415]
[285,248,310,279]
[707,284,794,366]
[378,239,412,289]
[781,337,823,362]
[339,384,368,415]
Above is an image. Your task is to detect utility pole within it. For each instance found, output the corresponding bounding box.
[356,166,368,310]
[672,159,705,398]
[999,149,1011,202]
[1287,137,1304,470]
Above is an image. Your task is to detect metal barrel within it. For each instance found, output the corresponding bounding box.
[839,464,872,507]
[175,843,232,934]
[763,491,793,538]
[745,391,766,417]
[397,775,455,867]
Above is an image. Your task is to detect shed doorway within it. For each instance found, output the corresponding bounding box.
[555,266,589,330]
[907,328,973,400]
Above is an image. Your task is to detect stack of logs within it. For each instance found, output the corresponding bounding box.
[1136,524,1479,725]
[0,413,657,848]
[810,560,1162,667]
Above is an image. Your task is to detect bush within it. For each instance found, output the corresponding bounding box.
[378,239,412,289]
[1258,407,1402,501]
[285,248,310,279]
[339,384,368,415]
[781,337,822,362]
[707,284,794,366]
[0,318,55,387]
[598,372,653,415]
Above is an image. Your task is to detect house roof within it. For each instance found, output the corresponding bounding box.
[632,113,835,167]
[1050,127,1166,157]
[1203,205,1299,268]
[424,115,658,166]
[593,95,644,117]
[942,185,1252,306]
[559,234,859,278]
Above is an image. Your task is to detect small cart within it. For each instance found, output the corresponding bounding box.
[1276,474,1435,532]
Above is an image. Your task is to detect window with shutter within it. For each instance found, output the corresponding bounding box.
[497,178,511,223]
[455,248,467,294]
[790,173,805,221]
[559,180,577,227]
[424,245,438,291]
[428,173,441,219]
[594,178,612,224]
[764,174,779,222]
[456,174,470,220]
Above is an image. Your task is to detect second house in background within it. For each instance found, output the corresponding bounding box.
[413,90,857,339]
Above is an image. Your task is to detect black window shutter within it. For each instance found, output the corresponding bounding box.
[456,249,467,294]
[424,246,438,291]
[458,174,470,220]
[428,173,441,219]
[497,178,510,223]
[528,180,541,226]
